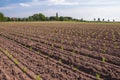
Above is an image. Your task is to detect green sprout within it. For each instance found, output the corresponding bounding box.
[14,59,19,65]
[96,74,100,80]
[73,67,78,71]
[88,45,93,50]
[52,44,54,47]
[102,49,107,54]
[61,39,63,44]
[5,50,9,55]
[61,46,64,50]
[23,67,27,73]
[30,47,32,51]
[102,57,106,63]
[9,54,13,58]
[36,75,42,80]
[72,50,76,55]
[58,59,62,64]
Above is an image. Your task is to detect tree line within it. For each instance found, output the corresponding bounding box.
[0,12,116,22]
[0,12,83,22]
[94,18,115,22]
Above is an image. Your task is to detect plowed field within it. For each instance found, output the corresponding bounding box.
[0,22,120,80]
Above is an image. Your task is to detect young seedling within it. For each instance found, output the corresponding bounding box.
[5,50,9,55]
[45,55,49,59]
[72,50,76,55]
[88,45,93,51]
[30,47,32,51]
[102,49,107,54]
[73,67,78,71]
[37,51,39,54]
[14,59,19,65]
[102,43,106,47]
[36,75,42,80]
[114,42,117,45]
[96,74,100,80]
[49,52,53,56]
[23,67,27,73]
[61,46,64,50]
[114,46,120,49]
[102,57,106,63]
[52,44,54,47]
[61,39,63,44]
[9,54,13,58]
[78,45,81,48]
[58,59,62,64]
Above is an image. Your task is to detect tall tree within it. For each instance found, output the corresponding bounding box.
[38,13,46,21]
[80,18,83,21]
[30,13,46,21]
[102,18,105,22]
[113,19,115,22]
[98,18,100,21]
[28,16,33,21]
[59,16,64,21]
[5,17,10,21]
[49,16,56,21]
[32,14,39,21]
[0,12,5,21]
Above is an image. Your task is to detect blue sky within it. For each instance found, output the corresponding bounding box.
[0,0,120,21]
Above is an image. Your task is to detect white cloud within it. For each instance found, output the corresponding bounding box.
[0,0,79,11]
[19,3,30,7]
[0,6,14,10]
[26,0,79,6]
[49,0,79,5]
[78,0,120,6]
[33,0,39,2]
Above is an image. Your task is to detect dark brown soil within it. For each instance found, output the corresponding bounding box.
[0,22,120,80]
